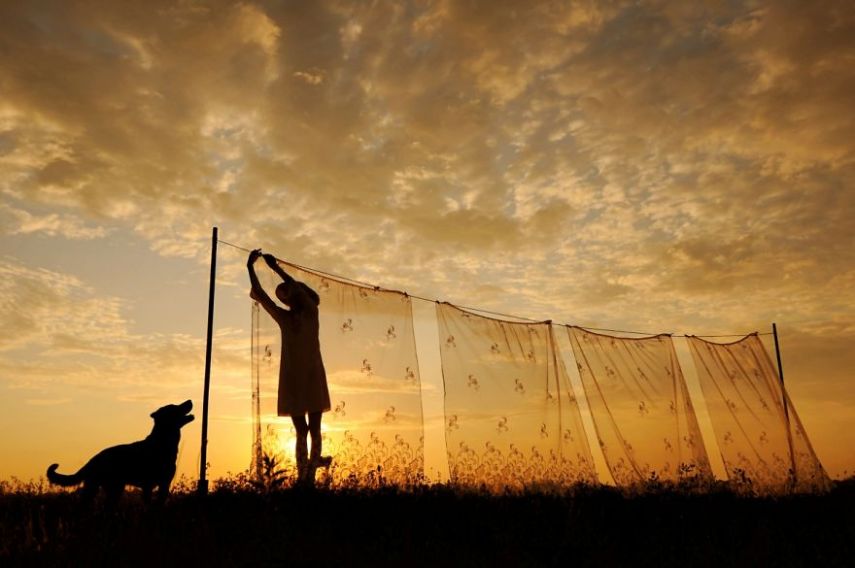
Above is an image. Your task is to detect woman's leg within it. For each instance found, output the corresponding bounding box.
[308,411,323,463]
[308,412,332,468]
[291,414,309,481]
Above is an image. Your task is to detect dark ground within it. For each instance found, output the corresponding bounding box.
[2,479,854,567]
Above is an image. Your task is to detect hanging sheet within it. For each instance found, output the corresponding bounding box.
[251,259,423,486]
[437,303,596,490]
[687,334,829,493]
[567,327,712,485]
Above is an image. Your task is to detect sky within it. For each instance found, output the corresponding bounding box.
[1,0,853,484]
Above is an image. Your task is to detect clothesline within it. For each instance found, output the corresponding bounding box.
[217,237,772,338]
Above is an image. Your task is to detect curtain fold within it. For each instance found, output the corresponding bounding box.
[687,334,829,493]
[437,303,596,490]
[567,327,713,485]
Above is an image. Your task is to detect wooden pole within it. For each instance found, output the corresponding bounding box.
[198,226,218,495]
[772,322,797,488]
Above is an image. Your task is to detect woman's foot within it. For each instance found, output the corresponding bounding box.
[295,455,332,489]
[312,455,333,468]
[295,437,309,483]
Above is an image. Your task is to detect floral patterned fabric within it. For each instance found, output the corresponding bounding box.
[248,255,828,493]
[567,328,712,485]
[437,303,596,490]
[687,334,829,494]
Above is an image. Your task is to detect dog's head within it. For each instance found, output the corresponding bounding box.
[151,400,195,429]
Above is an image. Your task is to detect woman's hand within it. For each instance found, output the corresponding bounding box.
[247,249,262,267]
[262,253,278,268]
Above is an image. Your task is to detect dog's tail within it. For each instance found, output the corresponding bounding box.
[46,463,84,486]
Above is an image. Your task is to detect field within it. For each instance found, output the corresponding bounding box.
[2,477,854,567]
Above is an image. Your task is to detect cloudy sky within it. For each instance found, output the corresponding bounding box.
[1,0,853,482]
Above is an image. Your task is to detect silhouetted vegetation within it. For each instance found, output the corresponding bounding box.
[1,475,853,567]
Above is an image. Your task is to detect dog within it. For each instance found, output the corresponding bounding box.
[47,400,194,504]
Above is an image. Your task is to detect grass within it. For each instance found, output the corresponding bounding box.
[1,476,853,567]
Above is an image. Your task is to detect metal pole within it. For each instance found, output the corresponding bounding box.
[772,322,797,488]
[198,226,218,495]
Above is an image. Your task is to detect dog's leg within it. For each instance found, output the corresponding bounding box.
[156,481,171,504]
[80,481,98,504]
[103,484,124,510]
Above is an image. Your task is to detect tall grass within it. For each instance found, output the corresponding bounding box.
[1,474,853,567]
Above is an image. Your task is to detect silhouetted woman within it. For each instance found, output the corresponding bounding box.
[247,249,331,484]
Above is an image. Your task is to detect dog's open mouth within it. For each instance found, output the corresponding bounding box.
[180,400,195,424]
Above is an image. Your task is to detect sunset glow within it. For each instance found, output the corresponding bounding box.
[1,1,853,485]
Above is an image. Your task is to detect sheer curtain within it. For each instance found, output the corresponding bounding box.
[566,327,712,485]
[687,334,829,493]
[437,303,596,490]
[245,252,828,493]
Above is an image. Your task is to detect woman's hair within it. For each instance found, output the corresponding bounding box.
[299,282,320,306]
[276,281,320,307]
